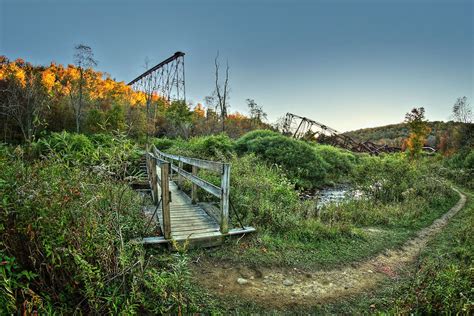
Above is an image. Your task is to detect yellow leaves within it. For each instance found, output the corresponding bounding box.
[131,91,147,106]
[193,103,205,117]
[14,68,26,87]
[42,69,56,92]
[1,56,168,110]
[67,66,81,81]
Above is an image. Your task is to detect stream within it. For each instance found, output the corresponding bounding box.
[301,185,363,209]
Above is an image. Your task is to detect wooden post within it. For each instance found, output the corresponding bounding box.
[220,163,230,234]
[177,160,183,189]
[191,165,198,204]
[150,157,158,203]
[161,162,171,239]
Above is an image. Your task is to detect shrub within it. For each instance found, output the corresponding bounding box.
[32,131,143,178]
[464,149,474,169]
[352,154,416,202]
[313,144,356,183]
[229,154,306,231]
[188,134,235,160]
[153,137,176,151]
[241,135,329,188]
[234,129,281,153]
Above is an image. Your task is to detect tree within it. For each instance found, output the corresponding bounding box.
[452,96,472,124]
[451,96,473,149]
[246,98,267,127]
[0,58,48,143]
[404,107,430,159]
[211,52,230,132]
[73,44,97,133]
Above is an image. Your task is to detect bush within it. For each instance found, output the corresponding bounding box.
[188,134,235,160]
[32,131,143,178]
[235,129,281,153]
[240,135,329,188]
[352,154,416,202]
[229,154,306,231]
[312,144,356,183]
[464,149,474,169]
[153,137,176,151]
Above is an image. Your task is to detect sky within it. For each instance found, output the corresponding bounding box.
[1,0,473,132]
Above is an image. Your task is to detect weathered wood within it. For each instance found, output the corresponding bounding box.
[228,226,257,235]
[150,156,159,203]
[191,165,198,204]
[142,236,168,244]
[220,163,230,234]
[199,202,221,223]
[153,147,224,173]
[177,160,183,189]
[161,162,171,239]
[170,164,221,197]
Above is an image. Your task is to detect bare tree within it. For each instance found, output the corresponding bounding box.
[73,44,97,133]
[213,52,230,132]
[246,98,267,127]
[452,96,472,124]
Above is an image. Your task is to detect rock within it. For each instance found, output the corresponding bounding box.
[237,278,249,285]
[283,279,294,286]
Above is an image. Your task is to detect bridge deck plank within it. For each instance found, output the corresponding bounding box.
[154,180,223,245]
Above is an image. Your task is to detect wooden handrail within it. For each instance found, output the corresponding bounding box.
[153,147,224,173]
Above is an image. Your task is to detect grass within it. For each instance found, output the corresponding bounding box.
[190,190,458,270]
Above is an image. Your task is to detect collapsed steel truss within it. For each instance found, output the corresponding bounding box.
[128,51,186,103]
[282,113,401,155]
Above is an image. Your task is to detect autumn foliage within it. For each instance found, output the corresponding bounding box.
[0,56,269,143]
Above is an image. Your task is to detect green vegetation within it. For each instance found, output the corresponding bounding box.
[0,137,210,314]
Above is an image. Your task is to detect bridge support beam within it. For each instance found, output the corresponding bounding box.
[220,164,230,234]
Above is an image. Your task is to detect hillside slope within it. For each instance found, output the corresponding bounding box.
[344,121,468,148]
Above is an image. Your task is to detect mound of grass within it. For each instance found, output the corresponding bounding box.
[237,133,329,189]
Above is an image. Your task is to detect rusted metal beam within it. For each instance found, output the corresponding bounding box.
[128,51,185,86]
[282,112,412,155]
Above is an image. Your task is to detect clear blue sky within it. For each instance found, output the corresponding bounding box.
[1,0,472,131]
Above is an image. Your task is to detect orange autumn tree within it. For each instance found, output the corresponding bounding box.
[404,107,431,159]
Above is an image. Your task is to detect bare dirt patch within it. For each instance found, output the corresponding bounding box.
[191,189,466,309]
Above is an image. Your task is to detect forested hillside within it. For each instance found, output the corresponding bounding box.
[0,56,270,144]
[345,120,472,154]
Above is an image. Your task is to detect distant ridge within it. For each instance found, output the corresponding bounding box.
[343,121,468,148]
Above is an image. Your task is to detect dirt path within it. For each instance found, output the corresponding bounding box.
[191,189,466,309]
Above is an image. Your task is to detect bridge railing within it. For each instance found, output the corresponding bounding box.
[146,152,172,239]
[149,145,231,234]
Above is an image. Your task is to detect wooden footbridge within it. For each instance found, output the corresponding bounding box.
[141,145,255,247]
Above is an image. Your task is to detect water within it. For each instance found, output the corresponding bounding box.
[302,186,363,209]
